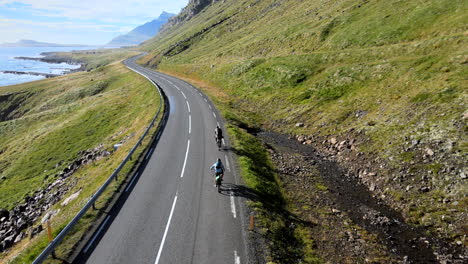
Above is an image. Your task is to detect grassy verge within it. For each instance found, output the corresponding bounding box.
[228,120,321,264]
[0,61,162,262]
[159,71,320,263]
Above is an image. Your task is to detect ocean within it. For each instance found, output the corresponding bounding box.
[0,46,97,87]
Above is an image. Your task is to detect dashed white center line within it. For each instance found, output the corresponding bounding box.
[180,139,190,178]
[154,195,178,264]
[234,250,240,264]
[186,101,191,113]
[84,215,111,253]
[181,91,187,99]
[224,155,231,172]
[188,115,192,134]
[230,192,237,219]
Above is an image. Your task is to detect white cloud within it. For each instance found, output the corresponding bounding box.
[0,0,186,22]
[0,1,187,44]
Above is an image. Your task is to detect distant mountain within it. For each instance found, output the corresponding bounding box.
[0,39,89,47]
[107,11,175,47]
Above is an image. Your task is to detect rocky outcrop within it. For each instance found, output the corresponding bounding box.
[0,71,59,78]
[0,145,111,252]
[14,53,85,73]
[160,0,224,32]
[291,129,467,261]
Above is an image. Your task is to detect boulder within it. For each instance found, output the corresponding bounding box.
[16,203,27,213]
[30,225,43,238]
[295,122,304,127]
[41,209,59,224]
[61,190,81,206]
[3,234,15,248]
[16,218,28,231]
[0,208,9,219]
[425,148,434,156]
[14,232,24,243]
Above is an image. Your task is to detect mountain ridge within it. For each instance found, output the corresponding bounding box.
[107,11,174,47]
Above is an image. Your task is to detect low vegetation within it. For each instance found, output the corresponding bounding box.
[49,48,140,70]
[138,0,467,261]
[0,57,161,262]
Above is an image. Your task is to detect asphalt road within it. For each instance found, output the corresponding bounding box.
[77,56,248,264]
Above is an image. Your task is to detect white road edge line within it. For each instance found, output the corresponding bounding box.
[84,215,111,253]
[204,98,207,102]
[213,112,217,118]
[154,195,178,264]
[180,139,190,178]
[208,104,212,109]
[217,122,220,126]
[125,172,140,192]
[222,138,226,146]
[145,148,154,160]
[224,155,231,172]
[234,250,240,264]
[186,101,191,113]
[181,91,187,99]
[230,192,237,219]
[189,115,192,134]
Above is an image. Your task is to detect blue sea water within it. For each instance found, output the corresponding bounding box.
[0,46,97,87]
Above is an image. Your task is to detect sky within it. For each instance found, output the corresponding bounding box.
[0,0,188,45]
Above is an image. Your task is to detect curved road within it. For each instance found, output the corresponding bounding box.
[75,56,248,264]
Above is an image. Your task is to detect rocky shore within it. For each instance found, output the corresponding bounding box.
[0,70,59,78]
[14,52,85,74]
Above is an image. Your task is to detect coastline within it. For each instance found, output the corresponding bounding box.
[0,70,59,78]
[14,52,85,73]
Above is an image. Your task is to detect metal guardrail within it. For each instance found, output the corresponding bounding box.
[32,57,166,264]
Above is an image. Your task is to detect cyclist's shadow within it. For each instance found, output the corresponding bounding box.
[218,182,260,202]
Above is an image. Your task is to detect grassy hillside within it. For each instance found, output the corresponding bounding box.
[139,0,467,262]
[0,57,162,262]
[0,62,158,209]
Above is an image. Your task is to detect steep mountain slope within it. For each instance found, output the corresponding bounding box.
[139,0,467,262]
[107,12,174,47]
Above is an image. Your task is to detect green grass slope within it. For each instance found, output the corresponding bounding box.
[139,0,467,262]
[0,62,158,210]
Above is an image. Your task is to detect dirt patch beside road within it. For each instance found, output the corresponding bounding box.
[258,131,465,263]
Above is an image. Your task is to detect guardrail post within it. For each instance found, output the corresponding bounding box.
[92,202,97,210]
[47,221,57,259]
[249,214,255,231]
